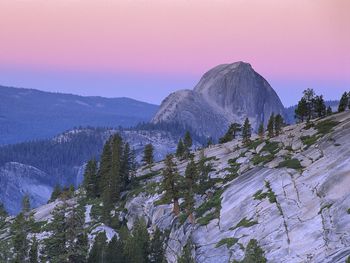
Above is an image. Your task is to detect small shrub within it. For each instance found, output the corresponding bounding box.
[347,208,350,214]
[241,239,267,263]
[315,119,339,135]
[301,135,318,147]
[262,141,280,154]
[230,217,258,230]
[278,159,302,169]
[196,189,223,225]
[318,203,333,214]
[216,237,238,248]
[253,190,267,201]
[252,154,274,165]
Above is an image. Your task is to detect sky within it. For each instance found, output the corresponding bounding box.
[0,0,349,106]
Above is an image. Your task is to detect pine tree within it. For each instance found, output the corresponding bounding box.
[29,237,39,263]
[242,118,252,144]
[338,92,348,112]
[11,212,29,262]
[176,139,185,159]
[314,95,326,118]
[267,113,275,138]
[197,150,211,185]
[219,123,241,143]
[274,114,284,136]
[149,228,165,263]
[143,143,154,166]
[183,159,198,223]
[124,219,150,263]
[43,202,68,263]
[88,232,107,263]
[98,140,113,198]
[49,184,62,202]
[162,155,181,215]
[258,123,264,139]
[183,131,193,150]
[303,88,316,121]
[295,98,308,122]
[326,106,333,116]
[106,235,124,263]
[0,202,7,221]
[22,194,31,215]
[83,159,98,199]
[120,142,132,189]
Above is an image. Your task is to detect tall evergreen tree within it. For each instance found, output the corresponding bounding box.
[149,228,165,263]
[49,184,62,202]
[11,212,29,263]
[0,202,7,221]
[22,194,31,215]
[274,114,284,136]
[124,219,150,263]
[242,118,252,144]
[88,232,107,263]
[314,95,326,118]
[106,235,124,263]
[267,113,275,138]
[338,92,349,112]
[258,123,264,139]
[29,237,39,263]
[43,202,68,263]
[83,159,98,199]
[219,123,241,143]
[183,159,198,223]
[303,88,316,121]
[197,150,211,185]
[162,155,181,215]
[176,139,185,159]
[143,143,154,166]
[98,140,113,198]
[120,142,132,189]
[294,98,308,122]
[326,106,333,116]
[183,131,193,150]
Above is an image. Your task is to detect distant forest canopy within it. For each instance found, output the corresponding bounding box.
[0,127,107,186]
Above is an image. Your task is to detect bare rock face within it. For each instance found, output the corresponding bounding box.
[152,62,285,139]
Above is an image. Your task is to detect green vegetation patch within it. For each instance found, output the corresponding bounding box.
[253,181,277,204]
[216,237,238,248]
[301,135,318,147]
[315,119,339,135]
[230,217,258,231]
[247,139,264,150]
[261,141,280,154]
[277,158,302,169]
[251,154,275,165]
[196,189,224,225]
[347,208,350,214]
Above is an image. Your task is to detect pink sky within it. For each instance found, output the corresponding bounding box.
[0,0,349,105]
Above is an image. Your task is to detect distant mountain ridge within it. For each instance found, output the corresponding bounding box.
[0,85,159,145]
[152,62,286,140]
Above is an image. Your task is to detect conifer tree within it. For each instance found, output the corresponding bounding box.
[326,106,333,116]
[98,140,113,198]
[303,88,316,121]
[49,184,62,202]
[150,228,165,263]
[314,95,326,118]
[29,237,38,263]
[183,131,193,150]
[120,142,132,189]
[183,159,198,223]
[11,212,29,262]
[258,123,264,139]
[22,194,31,215]
[178,241,195,263]
[295,98,308,122]
[0,202,7,221]
[88,232,107,263]
[124,219,150,263]
[83,159,98,199]
[162,155,181,215]
[338,92,349,112]
[176,139,185,159]
[143,143,154,166]
[219,123,241,143]
[274,114,284,136]
[106,235,124,263]
[197,150,211,186]
[242,118,252,144]
[43,202,68,262]
[267,113,275,138]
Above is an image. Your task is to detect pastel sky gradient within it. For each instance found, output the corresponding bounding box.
[0,0,349,106]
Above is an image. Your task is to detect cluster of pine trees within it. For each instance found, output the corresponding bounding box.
[338,91,350,112]
[88,220,166,263]
[219,118,252,145]
[83,134,137,223]
[176,131,193,159]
